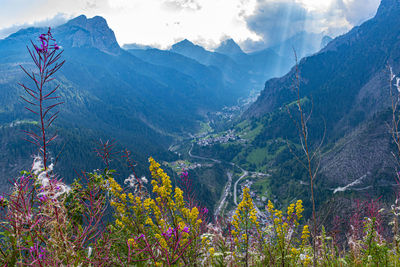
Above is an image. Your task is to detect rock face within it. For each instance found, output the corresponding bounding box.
[56,15,121,55]
[215,38,245,56]
[320,36,332,49]
[375,0,400,20]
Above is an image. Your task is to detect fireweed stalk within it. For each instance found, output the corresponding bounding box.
[19,27,64,170]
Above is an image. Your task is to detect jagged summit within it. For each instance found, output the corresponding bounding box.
[56,15,120,55]
[215,38,244,56]
[171,39,199,50]
[170,39,209,58]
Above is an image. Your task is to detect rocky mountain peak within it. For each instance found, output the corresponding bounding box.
[172,39,196,49]
[215,38,244,56]
[57,15,120,55]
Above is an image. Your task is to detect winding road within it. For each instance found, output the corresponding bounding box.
[214,172,232,217]
[188,143,221,163]
[233,168,248,205]
[188,143,268,219]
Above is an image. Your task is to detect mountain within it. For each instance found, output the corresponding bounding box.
[170,38,294,96]
[243,0,400,196]
[215,38,245,57]
[320,35,333,49]
[268,31,325,63]
[0,15,247,188]
[170,39,249,94]
[122,43,154,50]
[125,48,231,103]
[56,15,121,55]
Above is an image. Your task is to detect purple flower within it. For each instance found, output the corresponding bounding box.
[38,248,46,259]
[180,171,188,179]
[163,227,174,238]
[182,226,190,233]
[29,245,36,253]
[39,195,48,202]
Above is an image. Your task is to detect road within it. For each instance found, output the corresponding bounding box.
[214,172,232,218]
[188,143,221,163]
[233,168,248,205]
[188,143,268,219]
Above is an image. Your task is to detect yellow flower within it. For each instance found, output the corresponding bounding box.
[296,200,304,220]
[145,217,154,226]
[115,219,124,228]
[301,225,310,241]
[209,247,215,256]
[128,238,135,247]
[267,200,274,211]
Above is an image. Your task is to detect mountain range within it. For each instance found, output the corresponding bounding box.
[190,0,400,213]
[0,13,326,192]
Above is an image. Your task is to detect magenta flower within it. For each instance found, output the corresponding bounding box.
[163,227,174,238]
[38,195,48,202]
[182,226,190,233]
[180,171,188,179]
[202,207,208,214]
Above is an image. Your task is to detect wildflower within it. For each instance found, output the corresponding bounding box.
[0,195,7,207]
[38,247,46,260]
[38,195,48,202]
[141,176,148,184]
[209,247,215,256]
[301,225,310,242]
[124,174,137,187]
[163,227,174,238]
[180,171,188,179]
[115,219,124,228]
[128,238,135,247]
[87,246,92,257]
[183,226,190,233]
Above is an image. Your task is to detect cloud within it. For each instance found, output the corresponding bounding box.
[245,1,308,48]
[162,0,202,11]
[241,0,380,51]
[0,13,71,39]
[332,0,380,25]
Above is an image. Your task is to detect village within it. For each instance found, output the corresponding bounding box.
[196,129,242,146]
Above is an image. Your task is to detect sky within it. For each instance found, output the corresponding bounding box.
[0,0,381,52]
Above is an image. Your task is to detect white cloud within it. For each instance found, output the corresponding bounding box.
[0,0,381,50]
